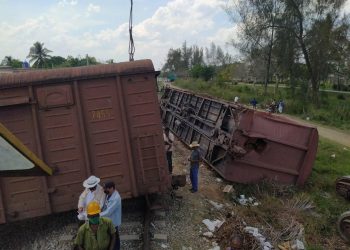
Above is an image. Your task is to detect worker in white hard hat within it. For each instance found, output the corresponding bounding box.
[77,175,106,221]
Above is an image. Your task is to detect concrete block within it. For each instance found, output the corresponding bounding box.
[120,234,140,241]
[153,234,167,241]
[154,211,166,217]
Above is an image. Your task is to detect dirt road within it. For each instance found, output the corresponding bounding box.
[283,115,350,147]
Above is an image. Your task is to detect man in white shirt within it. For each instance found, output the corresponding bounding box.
[77,175,106,221]
[163,127,175,174]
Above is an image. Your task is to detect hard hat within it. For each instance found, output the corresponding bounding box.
[83,175,100,188]
[87,201,101,215]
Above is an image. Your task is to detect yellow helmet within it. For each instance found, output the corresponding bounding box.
[87,201,101,215]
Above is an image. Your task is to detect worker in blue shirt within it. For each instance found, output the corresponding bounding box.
[188,141,201,193]
[101,181,122,250]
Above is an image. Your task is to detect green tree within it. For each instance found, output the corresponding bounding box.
[162,48,182,73]
[62,55,98,67]
[27,42,52,68]
[227,0,350,106]
[191,45,204,66]
[181,41,192,71]
[45,56,66,68]
[227,0,281,93]
[190,64,215,81]
[1,56,23,68]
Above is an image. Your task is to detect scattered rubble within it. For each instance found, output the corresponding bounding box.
[278,239,305,250]
[236,195,260,206]
[203,232,214,238]
[208,200,224,210]
[160,243,168,248]
[223,185,234,193]
[244,226,273,250]
[202,219,224,232]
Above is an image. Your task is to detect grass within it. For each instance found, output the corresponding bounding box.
[171,79,350,131]
[230,139,350,249]
[303,139,350,248]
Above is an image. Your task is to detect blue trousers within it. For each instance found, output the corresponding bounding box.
[166,151,173,174]
[113,226,120,250]
[190,166,199,191]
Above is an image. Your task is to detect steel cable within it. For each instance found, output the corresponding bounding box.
[129,0,135,61]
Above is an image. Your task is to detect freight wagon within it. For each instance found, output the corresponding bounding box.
[160,87,318,186]
[0,59,171,223]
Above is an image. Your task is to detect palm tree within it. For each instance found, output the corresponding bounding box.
[27,42,52,68]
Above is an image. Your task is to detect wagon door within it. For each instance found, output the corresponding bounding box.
[36,85,88,212]
[79,78,133,198]
[0,102,49,222]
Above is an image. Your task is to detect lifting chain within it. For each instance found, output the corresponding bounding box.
[129,0,135,61]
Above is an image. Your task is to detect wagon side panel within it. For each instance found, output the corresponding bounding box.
[79,78,133,198]
[121,73,170,194]
[35,84,88,212]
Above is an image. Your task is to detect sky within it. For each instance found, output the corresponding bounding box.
[0,0,239,70]
[2,0,350,70]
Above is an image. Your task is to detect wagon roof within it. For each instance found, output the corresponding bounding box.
[0,59,154,89]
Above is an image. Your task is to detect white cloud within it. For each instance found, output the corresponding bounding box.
[58,0,78,6]
[87,3,101,14]
[0,0,237,69]
[341,0,350,14]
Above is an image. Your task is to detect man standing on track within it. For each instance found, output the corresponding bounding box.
[100,181,122,250]
[188,141,201,193]
[163,127,175,174]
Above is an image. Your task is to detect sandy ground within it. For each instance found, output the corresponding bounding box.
[283,114,350,147]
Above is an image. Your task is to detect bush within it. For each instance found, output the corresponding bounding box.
[332,83,349,91]
[337,94,346,100]
[190,64,216,81]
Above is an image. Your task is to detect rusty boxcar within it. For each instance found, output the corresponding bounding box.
[160,87,318,186]
[0,59,171,223]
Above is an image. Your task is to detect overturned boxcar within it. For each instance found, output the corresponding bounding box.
[0,60,171,223]
[160,87,318,186]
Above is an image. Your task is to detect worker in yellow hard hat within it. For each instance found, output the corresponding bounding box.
[74,201,116,250]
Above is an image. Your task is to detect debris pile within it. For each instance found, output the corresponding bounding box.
[215,215,261,250]
[236,194,260,206]
[244,226,273,249]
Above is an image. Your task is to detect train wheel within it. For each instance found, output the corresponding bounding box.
[337,211,350,242]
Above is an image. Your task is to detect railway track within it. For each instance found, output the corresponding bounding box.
[121,196,170,250]
[0,196,171,250]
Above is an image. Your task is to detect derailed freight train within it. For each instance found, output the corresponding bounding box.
[160,87,318,186]
[0,60,171,223]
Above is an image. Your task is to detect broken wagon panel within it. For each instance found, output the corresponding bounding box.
[160,87,318,186]
[0,104,50,222]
